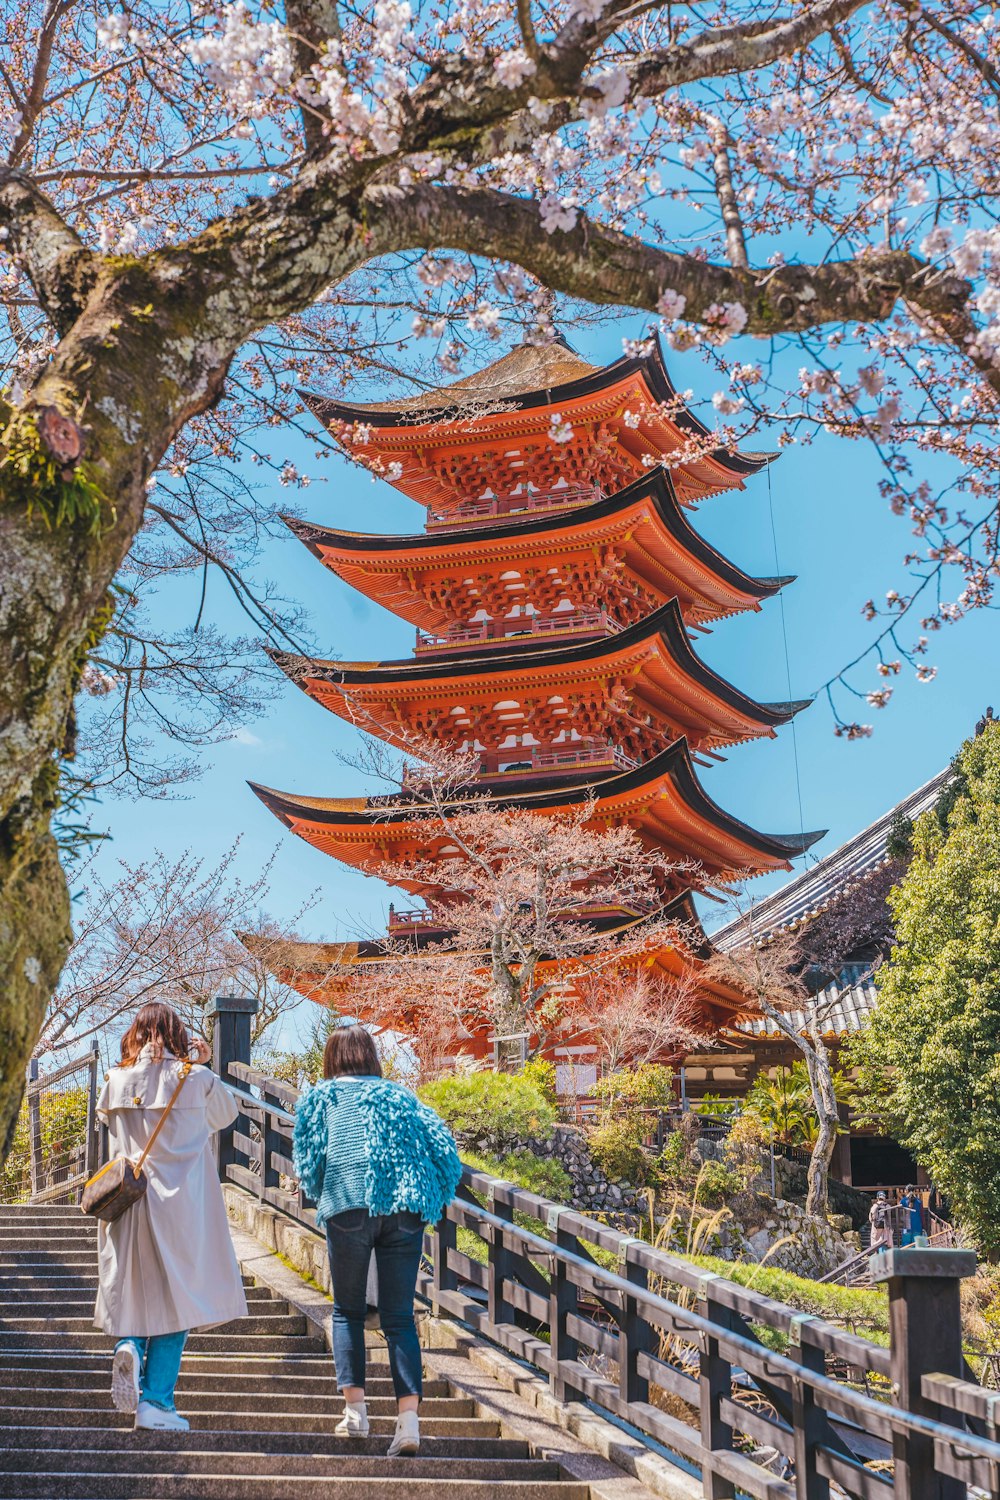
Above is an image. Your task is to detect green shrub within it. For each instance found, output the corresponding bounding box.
[683,1253,889,1344]
[696,1159,740,1203]
[461,1147,571,1201]
[420,1070,556,1142]
[593,1062,674,1111]
[1,1086,90,1205]
[657,1130,692,1186]
[521,1057,557,1106]
[692,1093,740,1123]
[589,1118,654,1185]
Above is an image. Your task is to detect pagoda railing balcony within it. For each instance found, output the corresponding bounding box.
[387,905,448,934]
[415,609,622,654]
[396,742,639,797]
[479,743,640,780]
[426,483,602,531]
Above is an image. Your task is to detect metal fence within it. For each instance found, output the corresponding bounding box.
[1,1044,100,1205]
[206,993,1000,1500]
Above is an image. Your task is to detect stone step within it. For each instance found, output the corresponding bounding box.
[0,1312,309,1337]
[0,1215,87,1228]
[0,1290,286,1316]
[0,1406,498,1437]
[0,1253,98,1267]
[0,1474,585,1499]
[0,1235,96,1248]
[0,1426,531,1462]
[0,1449,561,1482]
[0,1354,353,1376]
[3,1387,472,1418]
[0,1368,448,1398]
[0,1332,328,1354]
[0,1274,264,1290]
[0,1470,587,1494]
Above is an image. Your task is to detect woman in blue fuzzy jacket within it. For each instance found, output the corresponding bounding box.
[292,1025,461,1457]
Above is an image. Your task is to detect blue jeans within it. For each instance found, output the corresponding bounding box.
[115,1332,188,1411]
[325,1208,425,1401]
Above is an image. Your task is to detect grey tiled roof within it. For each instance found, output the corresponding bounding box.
[737,974,881,1040]
[711,765,952,951]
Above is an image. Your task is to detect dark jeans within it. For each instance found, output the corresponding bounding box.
[325,1208,425,1401]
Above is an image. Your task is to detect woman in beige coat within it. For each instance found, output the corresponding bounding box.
[95,1002,247,1430]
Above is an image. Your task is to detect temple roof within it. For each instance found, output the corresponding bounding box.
[306,339,601,418]
[242,891,755,1028]
[301,335,776,510]
[272,601,810,757]
[284,467,793,634]
[250,738,823,887]
[711,764,952,949]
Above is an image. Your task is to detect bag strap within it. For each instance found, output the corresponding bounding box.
[133,1060,193,1178]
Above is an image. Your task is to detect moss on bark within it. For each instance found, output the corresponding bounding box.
[0,778,72,1157]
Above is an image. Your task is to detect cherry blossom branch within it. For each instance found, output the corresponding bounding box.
[623,0,868,96]
[0,169,96,330]
[707,118,749,270]
[284,0,343,151]
[916,5,1000,100]
[6,0,79,168]
[363,179,973,344]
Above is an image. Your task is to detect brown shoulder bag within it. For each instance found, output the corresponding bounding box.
[81,1060,192,1222]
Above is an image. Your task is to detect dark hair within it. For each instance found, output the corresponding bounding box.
[120,1002,189,1067]
[323,1024,382,1079]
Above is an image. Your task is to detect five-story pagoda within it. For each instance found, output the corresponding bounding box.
[252,337,819,1073]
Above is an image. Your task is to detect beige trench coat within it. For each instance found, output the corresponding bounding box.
[93,1049,248,1338]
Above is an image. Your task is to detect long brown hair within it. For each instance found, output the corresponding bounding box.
[120,1002,190,1067]
[323,1024,382,1080]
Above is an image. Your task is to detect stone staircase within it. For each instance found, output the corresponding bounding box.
[0,1206,589,1499]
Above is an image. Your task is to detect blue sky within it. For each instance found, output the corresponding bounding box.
[83,312,997,1040]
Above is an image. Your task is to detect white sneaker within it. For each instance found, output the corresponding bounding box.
[134,1401,190,1432]
[335,1401,369,1438]
[111,1344,141,1414]
[387,1410,420,1457]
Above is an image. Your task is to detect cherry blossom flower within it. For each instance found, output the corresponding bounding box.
[493,48,536,89]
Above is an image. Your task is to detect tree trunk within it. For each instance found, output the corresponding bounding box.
[0,802,72,1156]
[0,486,126,1154]
[801,1034,840,1219]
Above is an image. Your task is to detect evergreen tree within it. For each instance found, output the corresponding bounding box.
[851,721,1000,1252]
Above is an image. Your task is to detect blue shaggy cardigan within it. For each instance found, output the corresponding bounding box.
[292,1076,462,1228]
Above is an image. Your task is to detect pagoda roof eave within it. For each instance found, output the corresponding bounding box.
[272,598,812,736]
[299,333,775,480]
[282,466,793,612]
[248,737,824,867]
[241,893,755,1017]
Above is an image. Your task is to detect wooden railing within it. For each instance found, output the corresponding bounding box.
[426,484,602,530]
[415,610,623,654]
[15,1044,101,1205]
[207,993,1000,1500]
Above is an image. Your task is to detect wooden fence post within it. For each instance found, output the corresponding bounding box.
[84,1043,100,1179]
[260,1078,284,1196]
[873,1245,977,1500]
[432,1209,459,1305]
[207,993,258,1180]
[789,1315,830,1500]
[619,1238,652,1407]
[486,1180,516,1331]
[547,1207,581,1404]
[698,1274,736,1500]
[27,1059,43,1200]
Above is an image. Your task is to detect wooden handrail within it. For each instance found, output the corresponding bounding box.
[215,1047,991,1499]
